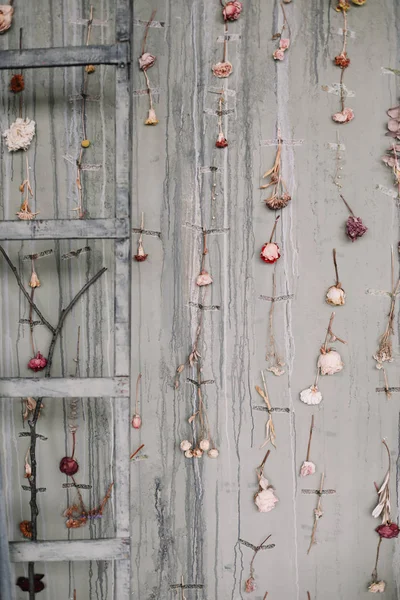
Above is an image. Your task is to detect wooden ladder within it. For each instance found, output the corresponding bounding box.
[0,1,132,598]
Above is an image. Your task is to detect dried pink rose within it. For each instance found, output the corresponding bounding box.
[300,461,316,477]
[279,38,290,50]
[245,577,256,593]
[273,48,285,61]
[223,0,243,21]
[196,270,213,287]
[138,52,156,71]
[346,215,367,241]
[212,61,233,78]
[28,352,47,372]
[332,107,354,124]
[260,242,280,264]
[317,349,343,375]
[255,476,279,513]
[300,385,323,405]
[216,132,228,148]
[208,448,219,458]
[180,440,192,452]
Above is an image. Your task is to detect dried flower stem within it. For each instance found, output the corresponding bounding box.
[29,287,36,355]
[142,9,157,56]
[374,249,400,366]
[332,249,340,286]
[255,371,277,448]
[340,194,354,216]
[201,230,208,272]
[383,368,391,400]
[278,2,290,38]
[371,537,383,583]
[130,443,145,461]
[306,415,314,462]
[341,10,348,57]
[222,22,228,62]
[307,593,311,600]
[265,274,284,374]
[307,472,325,554]
[333,132,344,189]
[269,216,280,243]
[249,534,272,578]
[322,312,347,352]
[135,373,142,417]
[263,594,269,600]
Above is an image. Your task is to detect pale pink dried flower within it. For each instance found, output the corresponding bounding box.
[196,270,213,287]
[332,107,354,124]
[193,448,203,458]
[180,440,192,452]
[0,5,14,34]
[317,349,343,375]
[273,48,285,61]
[223,0,243,21]
[212,61,233,78]
[300,385,322,405]
[28,351,47,372]
[199,439,210,451]
[300,461,316,477]
[208,448,219,458]
[368,581,386,593]
[29,270,40,289]
[245,577,256,593]
[279,38,290,50]
[255,476,279,513]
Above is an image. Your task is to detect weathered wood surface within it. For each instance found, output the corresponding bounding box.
[9,538,130,562]
[1,0,400,599]
[0,377,129,398]
[0,459,15,600]
[0,218,129,240]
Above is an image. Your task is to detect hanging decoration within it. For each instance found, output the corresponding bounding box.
[132,373,143,429]
[300,416,316,477]
[64,482,114,529]
[260,216,281,264]
[261,133,291,210]
[332,1,354,124]
[255,372,277,449]
[0,4,13,33]
[243,534,274,593]
[272,3,290,61]
[134,213,149,262]
[196,231,213,286]
[340,194,368,241]
[326,249,345,306]
[139,10,159,125]
[373,249,400,369]
[215,90,228,148]
[254,449,279,513]
[368,440,399,593]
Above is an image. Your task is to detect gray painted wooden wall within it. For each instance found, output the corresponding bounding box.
[1,0,400,598]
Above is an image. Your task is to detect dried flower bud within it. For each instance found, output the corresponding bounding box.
[10,74,25,93]
[368,581,386,593]
[199,439,210,451]
[273,48,285,61]
[145,108,159,126]
[352,0,366,4]
[132,414,142,429]
[24,461,32,479]
[59,456,79,476]
[208,448,219,458]
[332,107,354,124]
[376,522,400,539]
[300,385,323,406]
[139,52,156,71]
[81,139,91,148]
[216,132,228,148]
[193,448,203,458]
[28,351,47,372]
[346,215,367,241]
[212,61,233,78]
[255,476,279,512]
[180,440,192,452]
[265,193,291,210]
[19,520,33,539]
[223,0,243,21]
[184,449,194,458]
[196,270,213,286]
[29,270,41,289]
[318,349,343,375]
[245,577,256,593]
[335,0,350,10]
[326,285,345,306]
[134,239,148,262]
[16,575,45,593]
[334,52,350,68]
[260,242,280,264]
[300,461,316,477]
[0,5,14,33]
[85,64,96,73]
[279,38,290,50]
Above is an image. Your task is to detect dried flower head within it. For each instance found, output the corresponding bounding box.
[139,52,156,71]
[199,439,210,451]
[334,52,350,68]
[368,581,386,593]
[346,215,367,241]
[10,74,25,93]
[223,0,243,21]
[180,440,192,452]
[85,64,96,73]
[27,351,47,372]
[265,192,291,210]
[254,452,279,513]
[193,448,203,458]
[273,48,285,61]
[245,577,256,593]
[145,108,158,126]
[16,575,45,593]
[216,131,228,148]
[0,5,13,33]
[332,107,354,124]
[318,349,344,375]
[19,520,33,539]
[23,397,42,421]
[375,522,400,539]
[326,285,345,306]
[59,456,79,476]
[300,385,322,406]
[260,242,280,264]
[335,0,350,10]
[134,239,148,262]
[208,448,219,458]
[184,449,194,458]
[29,270,40,289]
[300,461,316,477]
[3,118,36,152]
[212,61,233,78]
[196,269,213,287]
[131,414,142,429]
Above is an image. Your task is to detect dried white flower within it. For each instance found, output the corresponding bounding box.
[180,440,192,452]
[3,118,36,152]
[326,285,345,306]
[184,449,194,458]
[254,476,279,513]
[0,5,13,33]
[317,349,343,375]
[208,448,219,458]
[300,461,316,477]
[300,385,322,406]
[368,581,386,593]
[199,439,210,451]
[193,448,203,458]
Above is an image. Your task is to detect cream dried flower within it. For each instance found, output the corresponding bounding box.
[3,118,36,152]
[300,461,316,477]
[193,448,203,458]
[0,5,13,33]
[29,270,40,289]
[196,270,213,287]
[208,448,219,458]
[180,440,192,452]
[326,285,345,306]
[318,349,343,375]
[184,449,194,458]
[255,476,279,513]
[145,108,158,126]
[199,439,210,451]
[368,581,386,593]
[300,385,322,405]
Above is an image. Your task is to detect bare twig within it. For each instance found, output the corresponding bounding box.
[307,472,324,554]
[306,415,314,462]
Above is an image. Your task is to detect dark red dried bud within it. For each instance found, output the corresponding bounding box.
[27,352,47,372]
[216,132,228,148]
[10,74,25,93]
[334,53,350,68]
[59,456,79,476]
[376,522,400,539]
[16,575,45,593]
[345,215,368,241]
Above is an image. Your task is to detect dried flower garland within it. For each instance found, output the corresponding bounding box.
[244,534,273,593]
[300,416,316,477]
[272,4,290,61]
[196,231,213,287]
[215,91,228,148]
[260,216,281,264]
[307,472,325,553]
[132,373,143,429]
[332,2,354,124]
[255,372,277,449]
[369,440,398,592]
[373,249,400,369]
[254,450,279,512]
[300,312,346,405]
[264,274,285,375]
[64,482,113,529]
[261,133,291,210]
[326,249,345,306]
[0,4,13,33]
[134,213,149,262]
[340,194,367,242]
[139,10,159,125]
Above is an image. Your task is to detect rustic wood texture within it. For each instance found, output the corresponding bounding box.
[1,0,400,599]
[0,218,129,240]
[9,538,130,562]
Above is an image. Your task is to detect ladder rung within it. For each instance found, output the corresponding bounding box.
[0,218,129,240]
[9,538,130,562]
[0,377,130,398]
[0,43,130,71]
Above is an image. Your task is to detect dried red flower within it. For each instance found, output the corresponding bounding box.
[334,53,350,68]
[10,74,25,93]
[260,242,280,264]
[346,215,367,241]
[16,575,45,593]
[132,414,142,429]
[19,520,32,539]
[59,456,79,476]
[376,522,400,539]
[223,0,243,21]
[27,351,47,372]
[216,132,228,148]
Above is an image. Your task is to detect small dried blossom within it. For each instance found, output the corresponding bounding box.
[332,107,354,124]
[261,243,280,264]
[132,414,142,429]
[223,1,243,21]
[335,0,350,10]
[0,5,13,33]
[29,269,40,289]
[273,49,285,61]
[85,64,96,73]
[196,270,213,286]
[272,4,290,62]
[352,0,366,4]
[340,194,367,241]
[318,349,343,375]
[16,575,45,593]
[216,131,228,148]
[300,461,316,477]
[245,577,256,593]
[243,534,273,593]
[3,118,36,152]
[375,522,400,539]
[261,135,291,210]
[19,520,33,539]
[334,52,350,68]
[184,449,194,458]
[212,61,233,78]
[326,249,345,306]
[193,448,203,458]
[199,439,210,451]
[28,351,47,372]
[22,397,43,421]
[145,107,158,126]
[368,581,386,594]
[180,440,192,452]
[10,74,25,93]
[208,448,219,458]
[300,385,322,406]
[134,214,148,261]
[254,451,279,513]
[382,140,400,198]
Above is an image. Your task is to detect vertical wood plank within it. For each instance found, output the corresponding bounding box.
[0,458,15,600]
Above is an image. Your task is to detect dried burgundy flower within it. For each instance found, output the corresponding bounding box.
[16,575,45,593]
[10,74,25,93]
[216,132,228,148]
[376,522,400,539]
[59,456,79,476]
[28,351,47,372]
[346,215,367,241]
[223,0,243,21]
[334,52,350,68]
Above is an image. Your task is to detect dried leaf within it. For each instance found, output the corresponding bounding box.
[176,364,185,374]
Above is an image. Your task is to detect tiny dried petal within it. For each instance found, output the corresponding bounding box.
[196,270,213,287]
[199,439,210,451]
[10,74,25,93]
[260,242,280,264]
[212,61,233,78]
[346,215,368,241]
[180,440,192,452]
[145,108,158,126]
[376,522,400,539]
[223,0,243,21]
[300,461,316,477]
[273,48,285,61]
[139,52,156,71]
[326,285,345,306]
[318,349,343,375]
[368,581,386,593]
[28,351,48,372]
[216,132,228,148]
[300,385,323,406]
[208,448,219,458]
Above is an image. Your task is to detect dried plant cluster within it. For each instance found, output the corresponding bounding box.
[211,0,243,79]
[261,134,291,210]
[272,3,291,61]
[139,10,159,125]
[373,249,400,370]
